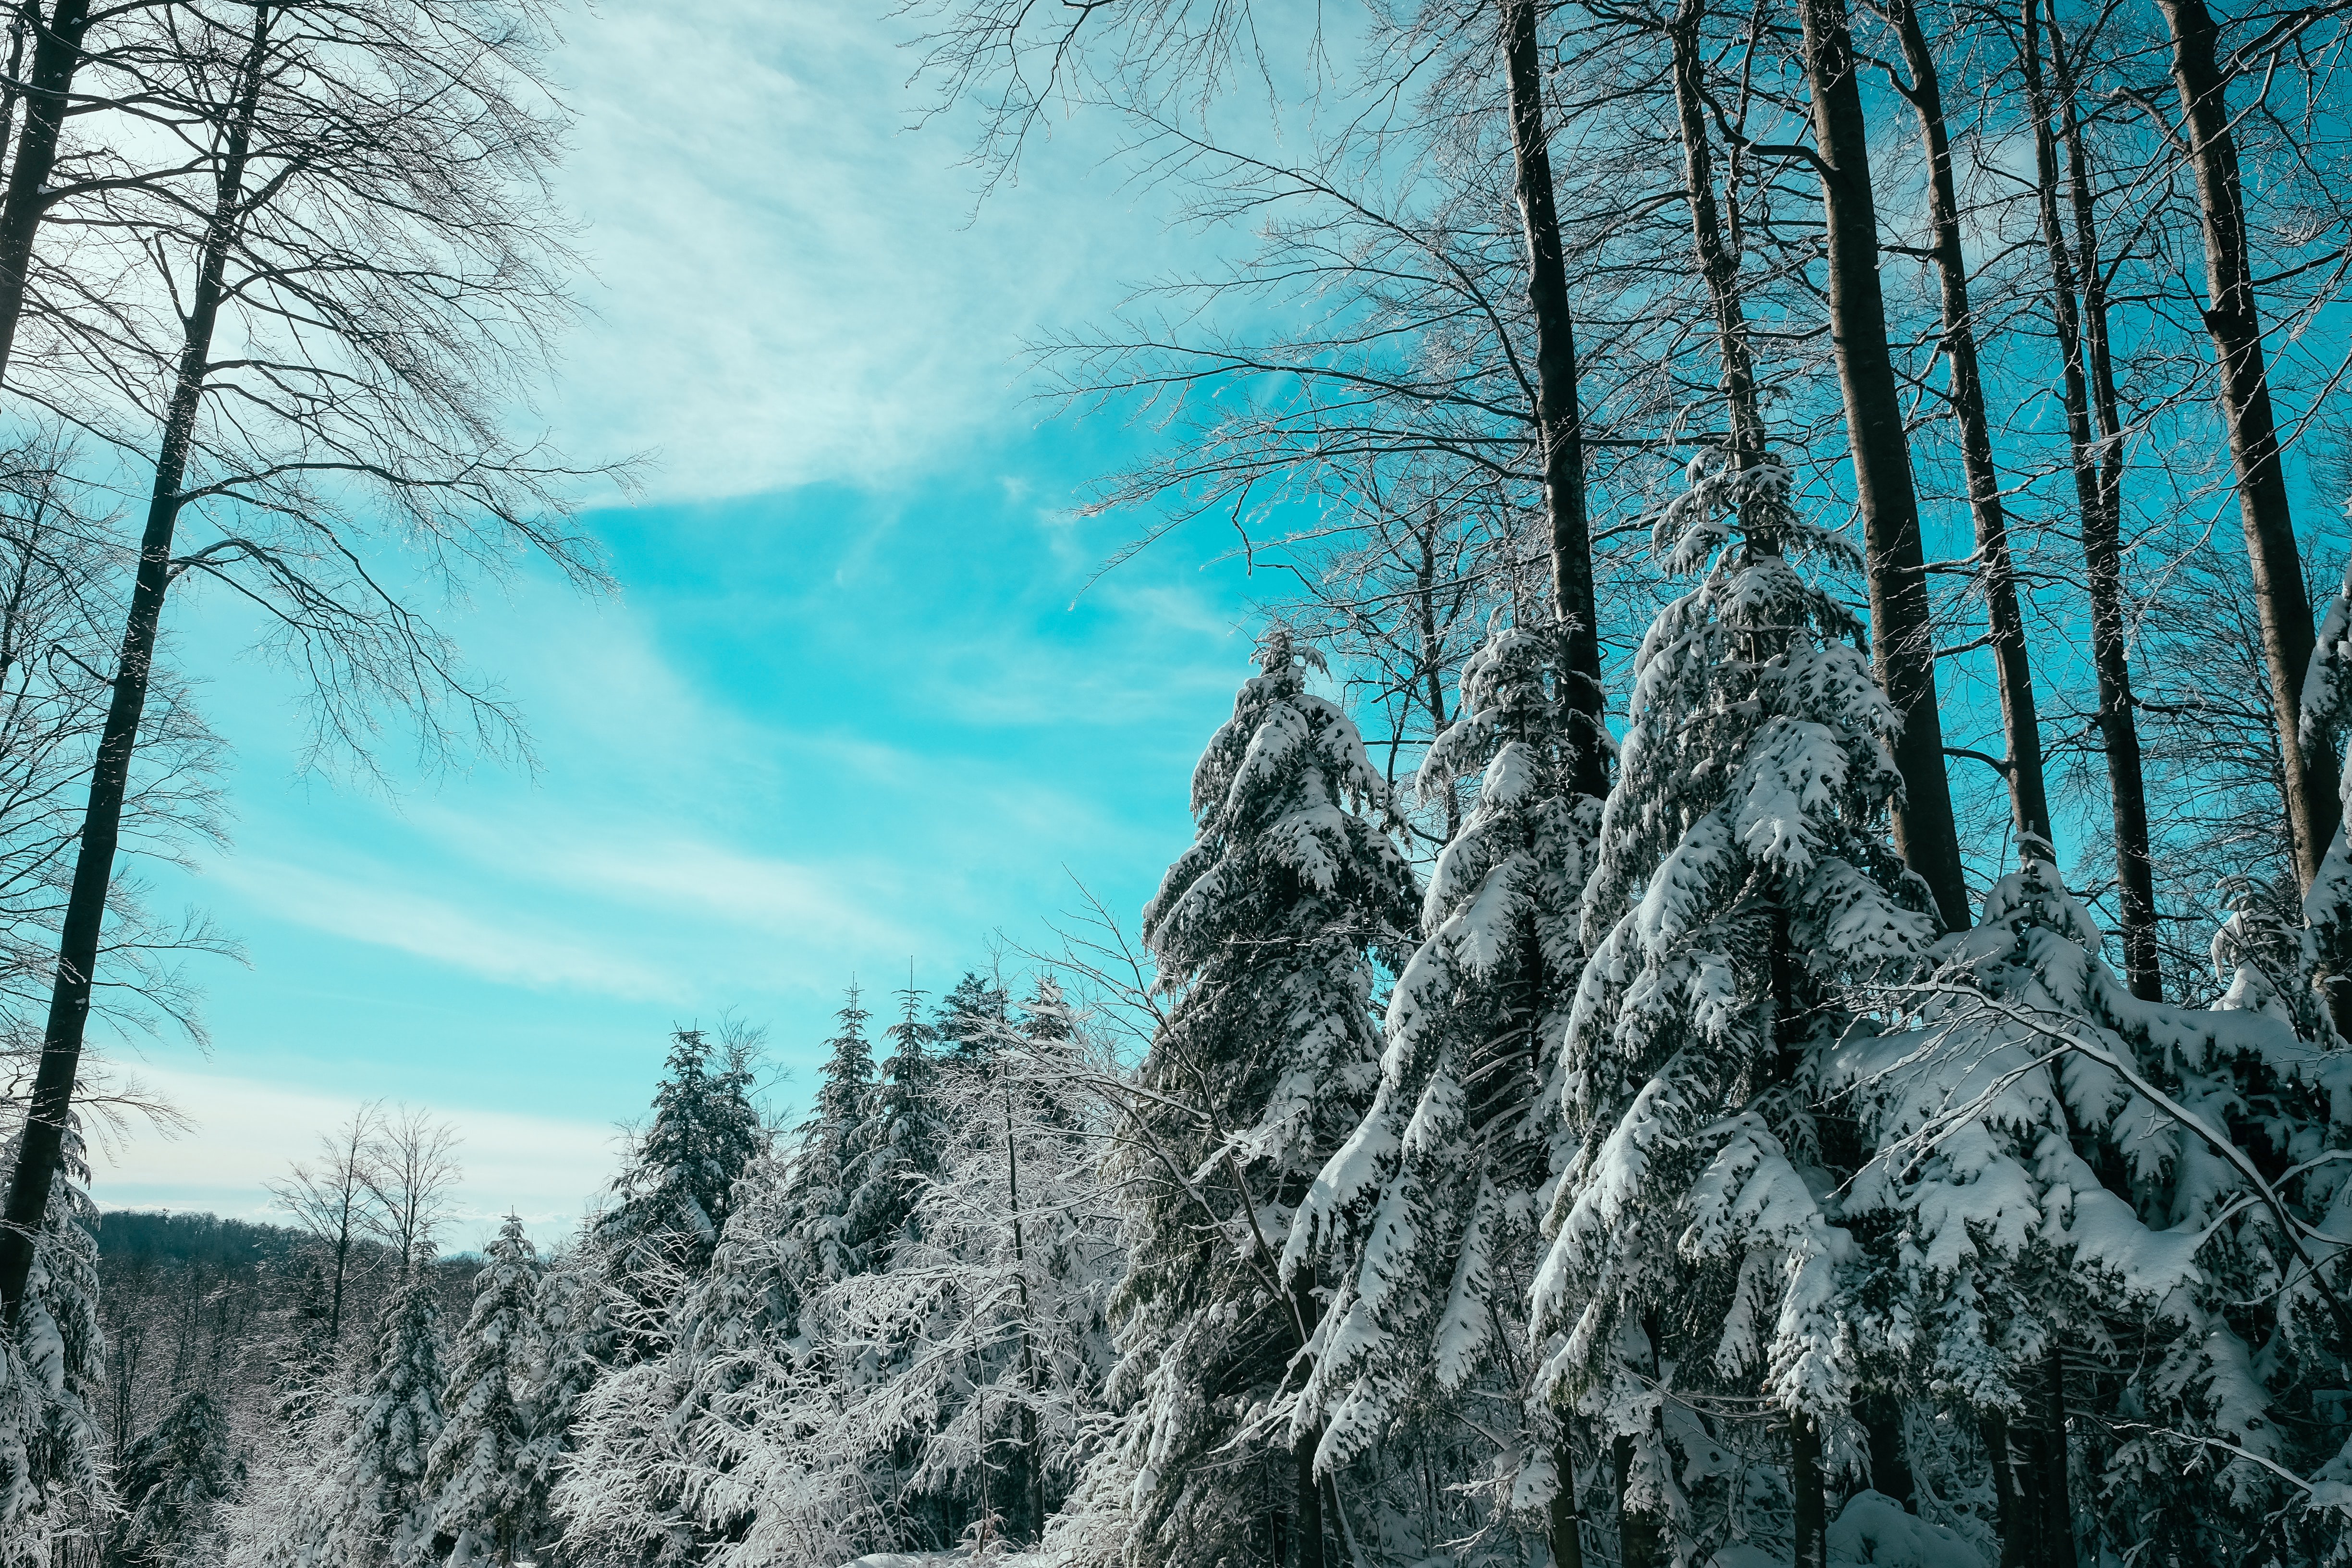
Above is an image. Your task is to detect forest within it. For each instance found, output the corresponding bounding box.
[0,0,2350,1563]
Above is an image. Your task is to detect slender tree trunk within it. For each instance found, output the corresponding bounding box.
[1288,1278,1327,1568]
[0,0,92,389]
[1791,1412,1827,1568]
[1797,0,1970,932]
[1982,1411,2030,1568]
[1667,0,1764,471]
[1501,0,1608,800]
[2035,1350,2078,1568]
[2154,0,2338,890]
[1005,1073,1046,1539]
[1887,0,2052,851]
[1547,1441,1584,1568]
[0,8,267,1315]
[2021,0,2161,997]
[1611,1434,1665,1568]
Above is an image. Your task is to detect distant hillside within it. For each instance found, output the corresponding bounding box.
[97,1207,316,1268]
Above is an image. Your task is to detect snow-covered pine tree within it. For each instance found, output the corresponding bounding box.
[1104,627,1416,1568]
[800,985,880,1286]
[273,1262,343,1428]
[592,1026,764,1363]
[846,975,948,1265]
[112,1387,236,1567]
[1529,454,1937,1568]
[516,1235,607,1553]
[0,1115,109,1568]
[1283,622,1599,1562]
[1840,844,2352,1563]
[306,1241,450,1568]
[939,971,1011,1062]
[817,972,1126,1551]
[426,1215,542,1564]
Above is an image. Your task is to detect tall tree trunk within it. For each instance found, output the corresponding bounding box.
[1791,1412,1827,1568]
[0,0,92,389]
[2154,0,2338,890]
[1547,1441,1584,1568]
[1005,1072,1046,1539]
[1666,0,1764,471]
[1796,0,1970,931]
[1982,1410,2030,1568]
[1886,0,2052,851]
[2034,1350,2078,1568]
[1502,0,1608,801]
[1611,1434,1666,1568]
[0,8,268,1315]
[2022,0,2161,998]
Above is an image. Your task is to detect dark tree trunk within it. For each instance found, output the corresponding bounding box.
[2024,0,2161,998]
[1547,1442,1584,1568]
[0,0,92,388]
[1791,1413,1827,1568]
[1666,0,1764,471]
[1502,0,1608,800]
[0,8,268,1315]
[1797,0,1970,932]
[1292,1424,1326,1568]
[1611,1434,1666,1568]
[2155,0,2338,891]
[2034,1351,2078,1568]
[1982,1410,2030,1568]
[1888,0,2051,851]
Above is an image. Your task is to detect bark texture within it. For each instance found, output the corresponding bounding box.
[1503,0,1608,801]
[2155,0,2337,892]
[1889,0,2052,851]
[1796,0,1970,932]
[0,7,268,1315]
[0,0,94,387]
[2025,0,2160,999]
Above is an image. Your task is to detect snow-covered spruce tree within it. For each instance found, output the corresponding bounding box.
[1103,627,1416,1568]
[1529,454,1938,1568]
[112,1387,236,1568]
[0,1116,109,1568]
[273,1262,343,1428]
[846,978,949,1266]
[592,1026,765,1362]
[939,971,1012,1062]
[306,1241,450,1568]
[1838,847,2352,1564]
[800,986,881,1286]
[816,976,1126,1551]
[516,1235,608,1556]
[1282,621,1599,1564]
[425,1215,543,1564]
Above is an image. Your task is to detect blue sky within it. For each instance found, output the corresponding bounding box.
[97,0,1267,1246]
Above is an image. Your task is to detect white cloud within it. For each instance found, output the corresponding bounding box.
[90,1065,624,1246]
[209,856,682,1001]
[545,1,1166,503]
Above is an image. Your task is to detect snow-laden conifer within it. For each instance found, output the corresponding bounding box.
[308,1241,450,1568]
[1105,627,1415,1568]
[1531,455,1936,1564]
[846,978,948,1264]
[593,1026,764,1356]
[816,978,1125,1549]
[1842,851,2352,1562]
[112,1387,235,1568]
[1281,622,1598,1545]
[426,1215,543,1564]
[800,987,881,1285]
[0,1117,109,1568]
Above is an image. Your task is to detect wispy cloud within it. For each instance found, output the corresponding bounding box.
[94,1065,626,1244]
[210,856,682,1001]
